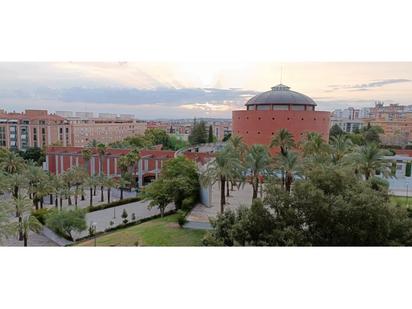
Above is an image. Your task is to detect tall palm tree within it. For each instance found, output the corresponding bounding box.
[127,148,140,179]
[275,152,301,192]
[0,149,26,174]
[227,135,248,162]
[351,143,390,180]
[330,134,353,164]
[25,164,48,209]
[8,195,32,241]
[85,176,99,207]
[0,201,15,243]
[117,176,131,200]
[200,147,243,213]
[81,148,93,175]
[97,175,107,203]
[118,155,130,176]
[270,128,295,156]
[244,144,270,200]
[20,214,42,247]
[97,143,107,176]
[105,177,118,204]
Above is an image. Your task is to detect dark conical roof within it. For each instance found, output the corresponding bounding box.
[246,84,316,106]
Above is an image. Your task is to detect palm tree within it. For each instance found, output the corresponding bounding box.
[275,152,301,192]
[97,143,107,176]
[5,173,27,200]
[20,214,42,246]
[227,135,248,162]
[8,195,32,241]
[104,177,117,204]
[0,149,26,174]
[117,176,131,200]
[351,143,390,180]
[270,128,295,156]
[97,175,106,203]
[330,134,353,164]
[244,144,270,200]
[200,147,243,213]
[85,176,98,207]
[118,155,130,176]
[81,148,93,174]
[301,132,330,158]
[25,164,48,209]
[127,148,140,179]
[0,201,15,243]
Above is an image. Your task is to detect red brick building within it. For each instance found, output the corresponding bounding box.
[232,84,330,150]
[45,146,214,186]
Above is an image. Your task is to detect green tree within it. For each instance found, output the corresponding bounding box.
[208,125,214,143]
[160,156,199,209]
[188,120,208,145]
[270,128,295,156]
[20,214,42,246]
[18,147,45,165]
[330,134,353,164]
[141,178,172,217]
[244,144,270,199]
[351,143,390,180]
[275,151,300,192]
[329,124,344,139]
[200,146,243,213]
[46,209,87,241]
[0,149,26,174]
[117,176,131,201]
[81,148,93,173]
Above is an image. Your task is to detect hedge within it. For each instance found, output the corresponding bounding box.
[87,196,141,213]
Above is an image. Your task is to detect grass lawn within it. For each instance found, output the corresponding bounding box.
[390,195,412,209]
[76,214,206,246]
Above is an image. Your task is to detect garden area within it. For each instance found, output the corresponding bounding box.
[76,214,206,246]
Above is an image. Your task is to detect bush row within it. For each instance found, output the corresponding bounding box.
[87,196,142,213]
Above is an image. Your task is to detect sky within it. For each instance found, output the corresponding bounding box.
[0,62,411,119]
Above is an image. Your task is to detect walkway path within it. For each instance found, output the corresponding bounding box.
[74,200,175,240]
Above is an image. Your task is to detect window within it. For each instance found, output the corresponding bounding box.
[256,105,270,111]
[41,127,46,146]
[272,105,289,110]
[291,105,305,111]
[33,128,38,147]
[247,105,255,111]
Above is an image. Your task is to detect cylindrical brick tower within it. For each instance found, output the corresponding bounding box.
[232,84,330,149]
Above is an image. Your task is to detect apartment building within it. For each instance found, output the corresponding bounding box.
[0,109,71,150]
[68,116,147,146]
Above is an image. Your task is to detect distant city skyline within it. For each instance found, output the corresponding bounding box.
[1,62,412,119]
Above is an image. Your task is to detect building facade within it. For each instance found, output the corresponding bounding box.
[0,109,71,150]
[68,117,147,146]
[232,84,330,149]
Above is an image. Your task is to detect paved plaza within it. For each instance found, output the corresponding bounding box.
[186,183,255,227]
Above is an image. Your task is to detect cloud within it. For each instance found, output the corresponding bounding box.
[327,79,411,92]
[0,86,257,106]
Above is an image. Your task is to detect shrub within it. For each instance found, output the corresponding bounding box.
[32,208,53,225]
[177,210,187,227]
[182,195,197,211]
[121,209,128,224]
